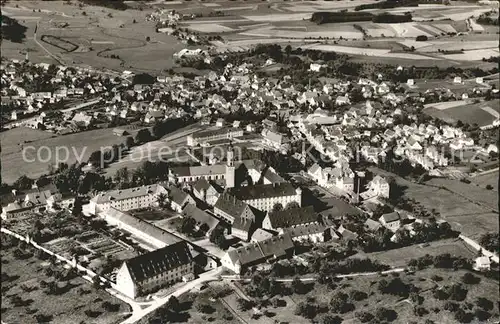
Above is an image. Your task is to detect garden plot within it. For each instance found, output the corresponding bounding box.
[443,48,499,61]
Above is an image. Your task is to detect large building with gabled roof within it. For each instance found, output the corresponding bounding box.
[262,206,318,231]
[221,232,294,274]
[88,184,168,215]
[115,241,195,299]
[229,182,302,213]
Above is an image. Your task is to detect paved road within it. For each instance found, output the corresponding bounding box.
[221,267,406,283]
[121,267,224,324]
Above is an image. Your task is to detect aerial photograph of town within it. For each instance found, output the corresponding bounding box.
[0,0,499,323]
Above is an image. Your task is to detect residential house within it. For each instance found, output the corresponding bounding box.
[213,193,256,224]
[379,212,401,232]
[168,186,196,213]
[262,206,317,231]
[221,232,294,274]
[192,179,223,206]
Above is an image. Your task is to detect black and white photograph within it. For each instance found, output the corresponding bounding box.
[0,0,499,323]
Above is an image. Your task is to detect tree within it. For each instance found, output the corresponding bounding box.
[88,150,102,166]
[135,129,153,144]
[294,302,317,319]
[72,197,83,216]
[355,311,374,323]
[209,225,227,250]
[461,273,480,285]
[125,136,134,148]
[330,291,353,314]
[13,175,34,190]
[318,313,342,324]
[146,36,150,42]
[291,276,306,294]
[375,307,397,322]
[285,201,300,210]
[157,193,168,208]
[236,298,254,311]
[196,302,214,314]
[475,297,494,311]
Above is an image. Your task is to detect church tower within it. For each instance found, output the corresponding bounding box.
[225,144,235,188]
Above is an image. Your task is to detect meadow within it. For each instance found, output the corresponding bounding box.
[1,127,131,183]
[424,99,500,128]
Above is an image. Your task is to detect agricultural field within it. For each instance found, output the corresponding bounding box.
[0,127,133,184]
[2,0,498,69]
[1,1,185,73]
[471,169,499,192]
[1,236,130,324]
[368,167,498,240]
[425,178,499,212]
[355,238,477,267]
[424,99,500,128]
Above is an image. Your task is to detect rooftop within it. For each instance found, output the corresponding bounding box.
[124,241,192,283]
[230,183,299,201]
[267,206,317,229]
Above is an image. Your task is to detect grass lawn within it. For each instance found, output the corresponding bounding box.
[369,167,491,217]
[353,238,477,268]
[471,170,499,192]
[425,178,499,212]
[1,127,131,184]
[1,242,130,324]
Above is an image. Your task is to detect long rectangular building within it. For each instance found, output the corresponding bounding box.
[116,241,194,299]
[229,183,302,213]
[88,184,168,215]
[187,127,243,146]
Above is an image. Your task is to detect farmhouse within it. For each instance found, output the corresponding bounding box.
[379,212,401,232]
[262,206,317,231]
[168,186,196,213]
[192,179,223,206]
[115,241,195,299]
[213,193,255,224]
[221,232,294,274]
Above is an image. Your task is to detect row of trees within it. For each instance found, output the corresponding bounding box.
[310,11,412,24]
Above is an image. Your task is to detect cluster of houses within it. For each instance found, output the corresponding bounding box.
[1,184,73,220]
